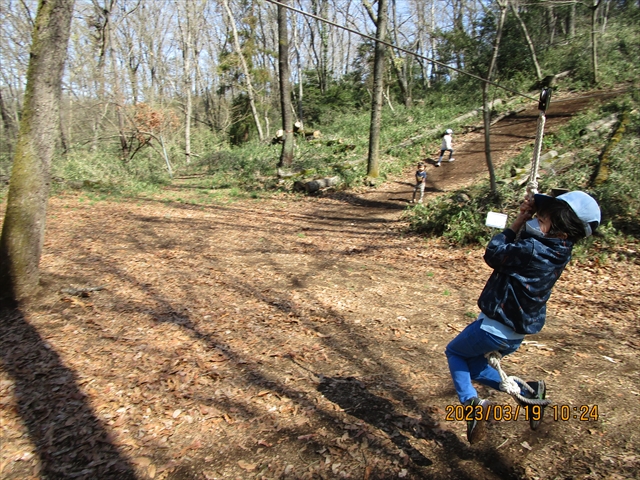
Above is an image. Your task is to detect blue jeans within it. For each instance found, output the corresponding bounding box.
[445,318,523,404]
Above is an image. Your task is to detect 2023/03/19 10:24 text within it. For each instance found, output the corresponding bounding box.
[445,404,599,422]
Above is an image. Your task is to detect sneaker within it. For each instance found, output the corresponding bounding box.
[518,380,547,430]
[448,157,455,162]
[464,398,490,444]
[418,199,423,204]
[435,162,441,167]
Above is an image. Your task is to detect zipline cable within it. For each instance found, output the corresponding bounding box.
[264,0,538,102]
[267,0,566,409]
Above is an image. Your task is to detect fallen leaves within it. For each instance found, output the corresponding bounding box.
[237,460,257,471]
[1,186,639,480]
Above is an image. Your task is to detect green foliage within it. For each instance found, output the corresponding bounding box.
[537,5,640,87]
[300,74,368,126]
[405,92,640,252]
[404,188,502,246]
[3,5,636,217]
[50,145,170,197]
[595,105,640,237]
[229,93,257,145]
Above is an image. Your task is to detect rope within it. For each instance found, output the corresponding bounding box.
[527,88,552,198]
[485,351,551,406]
[514,87,551,242]
[527,111,545,196]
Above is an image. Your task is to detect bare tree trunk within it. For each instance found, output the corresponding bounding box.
[311,0,329,93]
[293,16,304,124]
[0,0,76,301]
[569,0,576,38]
[413,0,432,89]
[277,0,294,170]
[177,0,196,164]
[453,0,464,72]
[510,0,543,81]
[367,0,388,180]
[601,0,611,33]
[126,40,140,105]
[482,0,508,195]
[0,89,18,152]
[184,28,192,164]
[222,0,264,142]
[390,0,411,107]
[366,0,410,107]
[109,18,129,159]
[591,0,602,84]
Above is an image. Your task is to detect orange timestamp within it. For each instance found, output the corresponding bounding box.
[445,404,537,422]
[550,404,599,421]
[444,404,599,422]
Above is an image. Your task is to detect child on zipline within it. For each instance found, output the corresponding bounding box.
[445,191,601,444]
[411,161,427,204]
[436,129,455,167]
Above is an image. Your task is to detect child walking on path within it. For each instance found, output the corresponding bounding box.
[436,129,455,167]
[445,191,601,444]
[411,162,427,204]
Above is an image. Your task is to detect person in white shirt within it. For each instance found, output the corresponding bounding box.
[436,129,455,167]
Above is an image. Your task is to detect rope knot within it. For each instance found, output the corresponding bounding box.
[486,350,552,406]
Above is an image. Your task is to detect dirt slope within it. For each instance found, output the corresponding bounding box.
[348,89,625,211]
[1,89,638,480]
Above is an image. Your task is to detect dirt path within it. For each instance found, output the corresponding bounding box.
[344,89,626,213]
[1,89,638,480]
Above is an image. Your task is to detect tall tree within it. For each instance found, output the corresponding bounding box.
[364,0,411,107]
[589,0,603,84]
[509,0,543,81]
[177,0,206,164]
[0,0,76,301]
[310,0,329,93]
[482,0,508,195]
[277,0,294,170]
[0,89,18,152]
[222,0,265,142]
[366,0,388,180]
[89,0,130,158]
[389,0,413,107]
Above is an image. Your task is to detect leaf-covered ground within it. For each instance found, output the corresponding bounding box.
[1,91,639,480]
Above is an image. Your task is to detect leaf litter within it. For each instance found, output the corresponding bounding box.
[1,94,639,479]
[1,189,638,480]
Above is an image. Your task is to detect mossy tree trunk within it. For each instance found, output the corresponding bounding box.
[482,0,508,195]
[591,0,602,85]
[366,0,388,179]
[277,0,294,169]
[0,0,76,302]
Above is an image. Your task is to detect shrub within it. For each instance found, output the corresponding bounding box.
[405,92,640,249]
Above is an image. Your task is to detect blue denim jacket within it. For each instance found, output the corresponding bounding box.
[477,228,573,335]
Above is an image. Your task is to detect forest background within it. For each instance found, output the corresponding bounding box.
[1,1,640,479]
[0,0,637,196]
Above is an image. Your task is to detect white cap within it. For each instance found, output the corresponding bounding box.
[534,191,601,237]
[445,129,453,134]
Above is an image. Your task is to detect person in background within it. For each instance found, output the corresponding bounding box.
[436,129,455,167]
[411,162,428,204]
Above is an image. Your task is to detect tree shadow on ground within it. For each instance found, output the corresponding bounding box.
[317,375,435,467]
[0,307,136,480]
[324,192,408,210]
[317,375,527,479]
